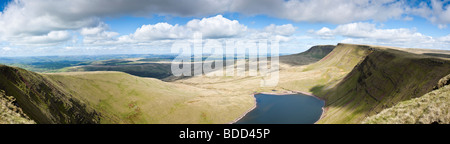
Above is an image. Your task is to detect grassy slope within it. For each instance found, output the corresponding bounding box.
[0,65,100,124]
[45,72,254,124]
[278,43,370,93]
[363,84,449,124]
[310,44,450,123]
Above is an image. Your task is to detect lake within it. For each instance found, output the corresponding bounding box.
[235,93,325,124]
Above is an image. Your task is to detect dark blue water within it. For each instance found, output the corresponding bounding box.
[236,93,325,124]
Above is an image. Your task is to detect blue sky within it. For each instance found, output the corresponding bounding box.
[0,0,450,56]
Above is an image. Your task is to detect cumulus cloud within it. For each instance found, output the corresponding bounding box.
[231,0,406,23]
[186,15,247,38]
[120,15,248,42]
[428,0,450,28]
[2,47,12,51]
[132,23,188,40]
[124,15,248,41]
[439,34,450,42]
[0,0,98,37]
[6,30,72,45]
[310,22,450,49]
[403,0,450,28]
[312,27,334,39]
[80,23,119,45]
[313,22,432,42]
[264,24,297,36]
[243,24,298,42]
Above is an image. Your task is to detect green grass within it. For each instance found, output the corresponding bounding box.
[311,44,450,123]
[363,83,450,124]
[45,71,254,124]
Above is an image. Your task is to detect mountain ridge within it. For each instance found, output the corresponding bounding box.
[312,43,450,123]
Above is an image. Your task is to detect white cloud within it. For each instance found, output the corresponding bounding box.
[186,15,247,38]
[439,34,450,42]
[80,25,107,36]
[79,23,119,45]
[2,47,11,51]
[121,15,248,42]
[406,0,450,28]
[313,27,334,39]
[0,0,98,37]
[71,15,296,54]
[313,22,432,42]
[231,0,406,24]
[264,24,297,36]
[132,23,188,40]
[427,0,450,28]
[7,30,72,45]
[309,22,450,49]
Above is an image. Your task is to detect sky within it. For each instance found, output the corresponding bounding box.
[0,0,450,56]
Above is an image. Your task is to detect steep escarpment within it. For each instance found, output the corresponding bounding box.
[0,65,100,124]
[314,44,450,123]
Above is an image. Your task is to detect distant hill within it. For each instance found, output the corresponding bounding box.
[66,62,173,79]
[280,45,335,66]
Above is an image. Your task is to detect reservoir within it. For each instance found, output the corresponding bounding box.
[235,93,325,124]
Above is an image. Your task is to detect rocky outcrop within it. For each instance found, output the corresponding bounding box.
[0,90,35,124]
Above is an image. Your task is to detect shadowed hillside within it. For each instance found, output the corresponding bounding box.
[312,44,450,123]
[0,65,100,124]
[66,63,173,79]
